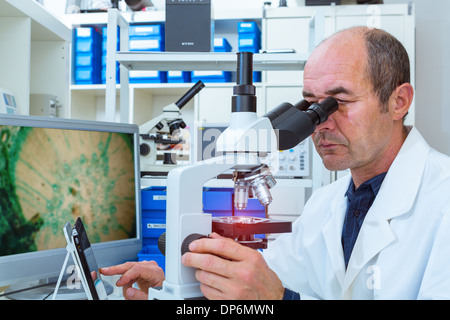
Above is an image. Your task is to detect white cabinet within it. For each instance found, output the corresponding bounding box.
[0,0,71,116]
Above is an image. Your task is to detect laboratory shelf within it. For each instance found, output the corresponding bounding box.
[116,52,307,72]
[0,0,71,42]
[0,0,71,116]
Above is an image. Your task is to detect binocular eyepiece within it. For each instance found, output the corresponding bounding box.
[264,97,339,150]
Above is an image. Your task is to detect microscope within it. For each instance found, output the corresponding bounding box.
[139,81,205,175]
[148,52,338,300]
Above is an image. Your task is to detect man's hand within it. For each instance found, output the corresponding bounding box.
[181,232,284,300]
[100,261,165,300]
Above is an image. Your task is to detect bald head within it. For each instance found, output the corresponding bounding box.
[305,26,411,111]
[310,26,368,61]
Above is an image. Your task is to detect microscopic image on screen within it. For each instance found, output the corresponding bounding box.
[0,126,137,257]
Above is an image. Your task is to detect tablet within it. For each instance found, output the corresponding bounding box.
[72,217,108,300]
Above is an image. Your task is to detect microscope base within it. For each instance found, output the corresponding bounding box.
[148,282,205,300]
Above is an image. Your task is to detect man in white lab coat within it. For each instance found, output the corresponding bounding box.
[101,26,450,300]
[259,26,450,299]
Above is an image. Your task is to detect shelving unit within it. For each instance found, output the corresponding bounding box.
[116,51,307,72]
[66,4,415,218]
[0,0,71,116]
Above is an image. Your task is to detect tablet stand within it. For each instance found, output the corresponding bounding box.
[51,241,90,300]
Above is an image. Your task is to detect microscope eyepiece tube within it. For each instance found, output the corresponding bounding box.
[294,99,311,111]
[306,96,339,124]
[175,80,205,109]
[236,52,253,86]
[264,97,338,150]
[232,52,257,113]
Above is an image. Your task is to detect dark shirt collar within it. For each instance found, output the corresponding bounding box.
[345,172,388,201]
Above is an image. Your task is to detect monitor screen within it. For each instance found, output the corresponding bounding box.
[0,115,141,290]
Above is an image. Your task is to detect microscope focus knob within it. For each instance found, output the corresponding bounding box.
[155,122,164,130]
[140,143,151,156]
[158,232,166,256]
[181,233,208,255]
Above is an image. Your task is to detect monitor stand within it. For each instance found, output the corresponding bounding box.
[2,239,114,300]
[3,277,114,300]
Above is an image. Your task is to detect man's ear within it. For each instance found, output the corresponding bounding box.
[390,83,414,121]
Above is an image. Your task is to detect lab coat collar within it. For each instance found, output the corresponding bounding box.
[321,127,431,296]
[322,183,349,288]
[343,127,430,295]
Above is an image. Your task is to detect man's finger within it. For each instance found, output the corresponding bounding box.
[100,261,136,276]
[124,287,148,300]
[182,251,235,279]
[188,233,249,261]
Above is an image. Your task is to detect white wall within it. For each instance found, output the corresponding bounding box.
[384,0,450,155]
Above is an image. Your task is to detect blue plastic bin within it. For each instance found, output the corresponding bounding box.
[167,71,191,83]
[74,27,101,84]
[75,67,101,85]
[238,22,261,36]
[203,187,233,217]
[129,71,167,83]
[130,24,164,36]
[138,246,165,271]
[214,38,232,52]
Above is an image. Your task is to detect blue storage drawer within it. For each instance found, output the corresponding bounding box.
[75,38,100,53]
[130,71,167,83]
[203,188,233,211]
[73,27,101,85]
[238,22,261,36]
[138,246,165,271]
[142,186,167,210]
[238,37,261,52]
[75,67,100,84]
[191,71,231,83]
[214,38,232,52]
[75,27,101,53]
[253,71,261,82]
[141,187,167,236]
[75,27,99,38]
[203,188,233,218]
[167,71,191,83]
[142,217,166,238]
[130,24,164,37]
[75,52,99,67]
[129,38,164,51]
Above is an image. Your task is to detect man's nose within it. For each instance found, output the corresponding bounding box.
[314,112,336,133]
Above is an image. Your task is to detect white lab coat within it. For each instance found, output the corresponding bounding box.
[262,127,450,299]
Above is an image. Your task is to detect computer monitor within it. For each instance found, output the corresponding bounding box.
[0,114,141,298]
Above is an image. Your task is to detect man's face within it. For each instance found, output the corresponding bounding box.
[303,37,395,175]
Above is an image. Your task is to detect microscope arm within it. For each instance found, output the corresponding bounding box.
[138,104,180,135]
[139,81,205,136]
[150,153,264,300]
